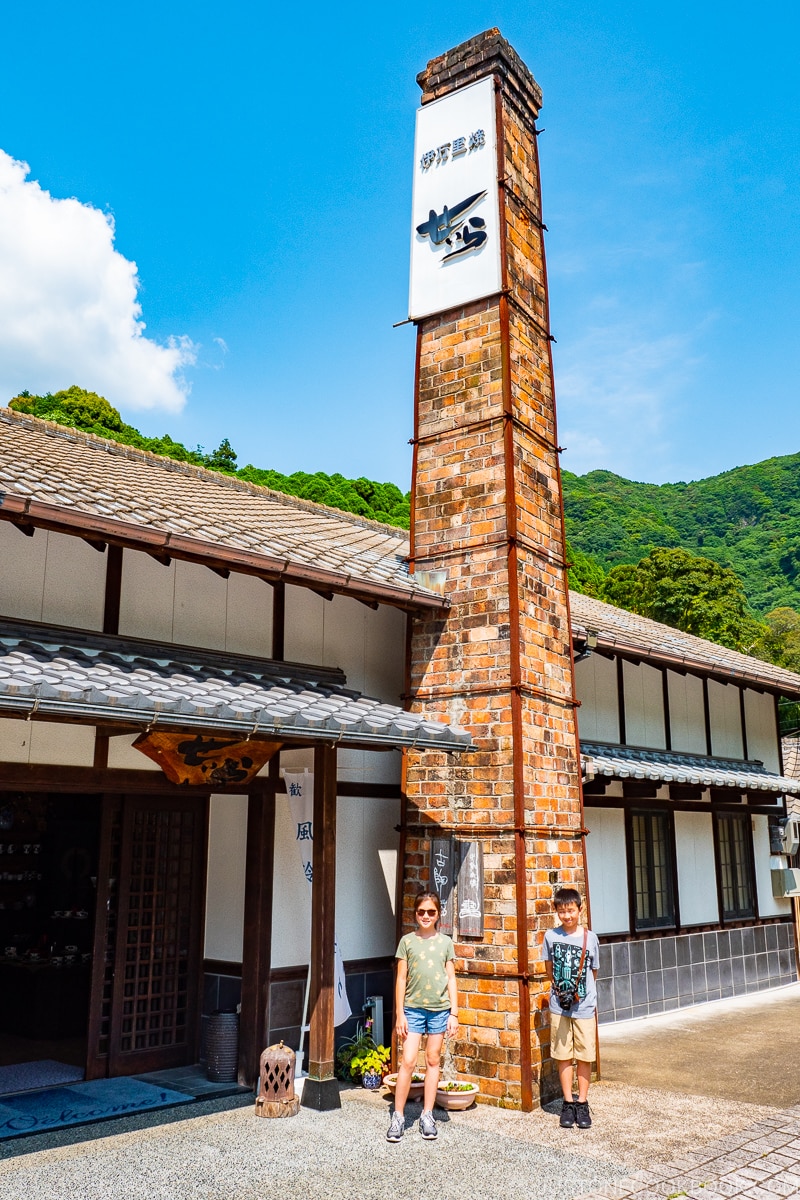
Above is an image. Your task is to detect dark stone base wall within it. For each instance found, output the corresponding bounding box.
[268,960,394,1059]
[598,922,797,1023]
[200,959,394,1065]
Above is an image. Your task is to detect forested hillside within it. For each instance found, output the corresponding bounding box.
[562,457,800,615]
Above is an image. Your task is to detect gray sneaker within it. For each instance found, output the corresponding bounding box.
[386,1111,405,1142]
[419,1109,438,1140]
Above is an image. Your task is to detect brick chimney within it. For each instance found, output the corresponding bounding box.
[403,29,586,1110]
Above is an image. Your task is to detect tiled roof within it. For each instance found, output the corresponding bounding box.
[0,409,442,609]
[0,619,473,753]
[582,740,800,795]
[569,591,800,698]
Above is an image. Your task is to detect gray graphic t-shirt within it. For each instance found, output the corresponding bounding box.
[542,926,600,1018]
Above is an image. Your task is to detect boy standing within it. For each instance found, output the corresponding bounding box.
[542,886,600,1130]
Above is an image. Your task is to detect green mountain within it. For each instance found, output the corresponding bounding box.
[562,456,800,615]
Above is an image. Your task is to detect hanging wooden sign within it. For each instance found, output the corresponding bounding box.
[133,732,281,787]
[429,836,456,936]
[457,840,484,938]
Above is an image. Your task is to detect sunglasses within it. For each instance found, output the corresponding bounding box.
[416,908,438,917]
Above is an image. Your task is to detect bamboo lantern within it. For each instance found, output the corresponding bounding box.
[255,1041,300,1118]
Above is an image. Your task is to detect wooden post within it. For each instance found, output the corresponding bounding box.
[301,742,341,1110]
[238,788,276,1088]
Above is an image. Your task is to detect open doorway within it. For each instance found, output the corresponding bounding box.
[0,792,100,1095]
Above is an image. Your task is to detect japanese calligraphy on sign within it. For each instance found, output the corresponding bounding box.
[409,77,501,320]
[429,837,455,936]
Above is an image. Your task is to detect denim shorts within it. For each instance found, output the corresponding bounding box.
[405,1007,450,1035]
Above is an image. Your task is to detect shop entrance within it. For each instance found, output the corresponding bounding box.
[0,791,208,1093]
[0,792,100,1092]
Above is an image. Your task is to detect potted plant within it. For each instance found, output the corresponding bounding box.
[435,1080,480,1110]
[383,1071,425,1101]
[350,1044,391,1089]
[335,1022,390,1086]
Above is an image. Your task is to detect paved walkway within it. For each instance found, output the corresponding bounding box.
[0,987,798,1199]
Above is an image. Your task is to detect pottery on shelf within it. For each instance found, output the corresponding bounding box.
[435,1081,479,1110]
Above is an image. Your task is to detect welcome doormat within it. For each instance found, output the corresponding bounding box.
[0,1077,194,1140]
[0,1060,84,1096]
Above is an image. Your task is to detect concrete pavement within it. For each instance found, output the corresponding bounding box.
[0,986,798,1199]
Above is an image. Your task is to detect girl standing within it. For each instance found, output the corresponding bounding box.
[387,891,459,1142]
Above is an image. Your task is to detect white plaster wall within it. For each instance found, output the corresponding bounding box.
[584,807,629,935]
[667,671,707,755]
[119,550,273,653]
[42,533,106,630]
[0,718,95,766]
[575,654,619,743]
[753,813,792,918]
[0,520,48,621]
[119,551,175,642]
[283,585,325,664]
[106,733,160,771]
[225,573,272,657]
[270,789,400,969]
[623,660,666,749]
[744,690,780,771]
[708,680,744,760]
[0,524,105,630]
[674,810,718,925]
[204,794,248,962]
[173,560,228,650]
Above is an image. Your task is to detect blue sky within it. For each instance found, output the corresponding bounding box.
[1,2,798,489]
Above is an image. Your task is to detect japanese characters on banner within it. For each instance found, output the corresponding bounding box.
[284,771,352,1026]
[429,836,484,939]
[409,76,501,320]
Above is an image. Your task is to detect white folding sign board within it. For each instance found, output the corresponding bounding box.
[409,77,501,321]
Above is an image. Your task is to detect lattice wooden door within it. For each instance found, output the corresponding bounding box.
[87,795,208,1077]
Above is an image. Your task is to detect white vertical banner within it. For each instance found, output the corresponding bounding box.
[284,770,352,1026]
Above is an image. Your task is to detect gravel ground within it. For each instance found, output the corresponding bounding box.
[0,1079,776,1200]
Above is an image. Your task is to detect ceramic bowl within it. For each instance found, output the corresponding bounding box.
[435,1081,479,1110]
[382,1072,425,1100]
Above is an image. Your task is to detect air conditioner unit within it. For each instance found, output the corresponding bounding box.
[781,818,800,857]
[771,867,800,898]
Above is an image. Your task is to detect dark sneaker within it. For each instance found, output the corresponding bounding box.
[419,1109,438,1140]
[559,1101,577,1128]
[386,1111,405,1142]
[575,1101,592,1129]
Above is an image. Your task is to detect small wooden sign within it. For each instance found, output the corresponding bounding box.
[456,841,484,938]
[133,732,281,787]
[429,836,455,936]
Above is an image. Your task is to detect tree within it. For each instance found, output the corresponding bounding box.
[566,541,606,598]
[204,438,238,474]
[751,607,800,673]
[603,547,763,651]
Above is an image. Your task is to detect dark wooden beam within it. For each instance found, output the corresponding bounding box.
[302,743,341,1110]
[0,763,243,795]
[238,789,276,1089]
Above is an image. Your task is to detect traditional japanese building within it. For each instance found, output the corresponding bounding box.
[0,30,797,1119]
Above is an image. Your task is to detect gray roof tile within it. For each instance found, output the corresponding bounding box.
[0,619,472,753]
[582,739,800,795]
[570,592,800,698]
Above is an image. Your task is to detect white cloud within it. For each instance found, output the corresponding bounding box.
[0,150,196,413]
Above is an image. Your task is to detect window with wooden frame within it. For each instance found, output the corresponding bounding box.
[715,812,755,920]
[628,809,676,930]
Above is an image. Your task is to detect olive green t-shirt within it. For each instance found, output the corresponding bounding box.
[396,931,455,1011]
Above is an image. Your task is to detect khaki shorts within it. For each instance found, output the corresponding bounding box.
[550,1013,597,1062]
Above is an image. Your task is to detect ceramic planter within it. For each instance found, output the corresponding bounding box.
[361,1071,383,1090]
[435,1082,479,1110]
[382,1072,425,1101]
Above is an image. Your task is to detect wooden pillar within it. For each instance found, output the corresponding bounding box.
[238,787,276,1088]
[301,742,341,1110]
